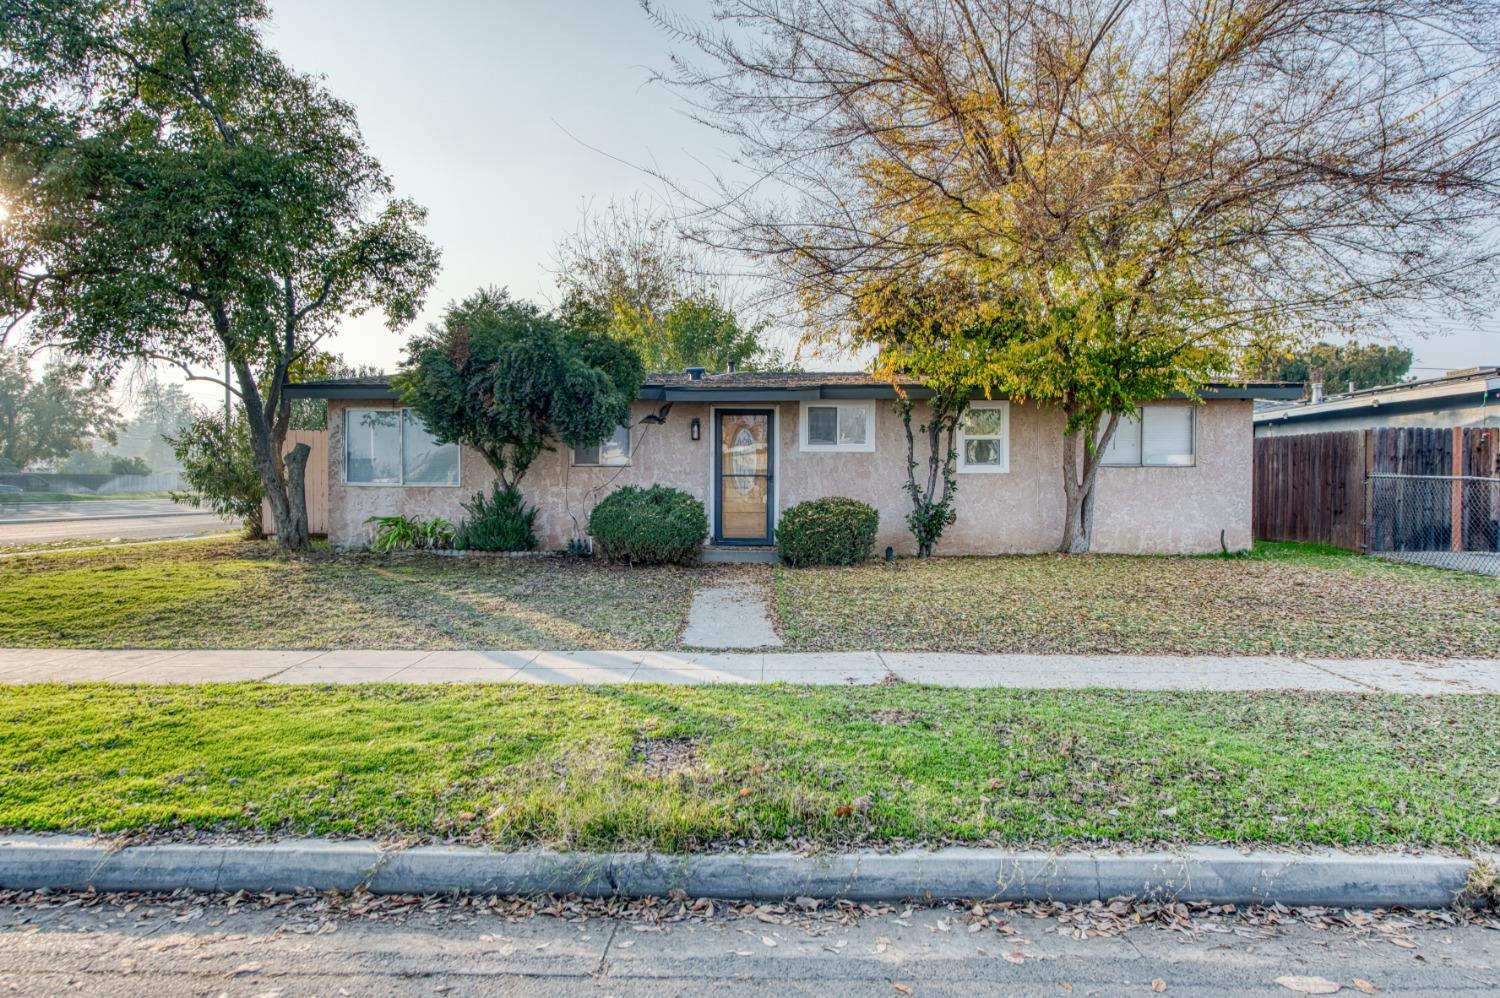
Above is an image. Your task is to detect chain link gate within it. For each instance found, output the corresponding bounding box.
[1366,473,1500,576]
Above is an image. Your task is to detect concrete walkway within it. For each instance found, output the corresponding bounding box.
[1,648,1498,691]
[679,583,783,648]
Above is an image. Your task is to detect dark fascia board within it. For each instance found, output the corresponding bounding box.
[650,382,1300,402]
[289,379,1301,403]
[283,384,399,400]
[1199,384,1303,400]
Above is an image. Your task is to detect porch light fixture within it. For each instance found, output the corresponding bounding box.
[690,417,701,441]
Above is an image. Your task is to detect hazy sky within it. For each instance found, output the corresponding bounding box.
[116,1,1500,405]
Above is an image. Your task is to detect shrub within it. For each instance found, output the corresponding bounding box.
[109,455,151,476]
[455,483,537,551]
[366,515,456,552]
[775,496,879,567]
[589,485,707,565]
[166,412,265,538]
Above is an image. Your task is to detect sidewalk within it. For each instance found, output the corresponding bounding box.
[2,648,1498,691]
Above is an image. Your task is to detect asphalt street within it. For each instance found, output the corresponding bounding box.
[0,499,232,546]
[1,892,1495,997]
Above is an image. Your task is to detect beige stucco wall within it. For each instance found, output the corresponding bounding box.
[325,397,1252,555]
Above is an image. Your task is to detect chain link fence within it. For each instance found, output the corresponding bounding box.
[1367,473,1500,577]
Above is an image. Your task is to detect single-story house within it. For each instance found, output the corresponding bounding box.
[286,371,1300,557]
[1254,366,1500,437]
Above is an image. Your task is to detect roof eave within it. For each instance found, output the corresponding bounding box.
[282,384,400,400]
[1252,376,1500,424]
[286,378,1304,403]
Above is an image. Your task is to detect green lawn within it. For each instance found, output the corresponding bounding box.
[0,541,702,649]
[0,684,1495,851]
[0,538,1495,655]
[773,543,1500,658]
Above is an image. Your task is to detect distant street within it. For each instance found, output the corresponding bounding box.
[1,891,1496,997]
[0,499,232,546]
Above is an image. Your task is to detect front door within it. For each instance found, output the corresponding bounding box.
[714,409,774,545]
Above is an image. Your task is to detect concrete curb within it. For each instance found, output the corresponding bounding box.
[0,836,1491,908]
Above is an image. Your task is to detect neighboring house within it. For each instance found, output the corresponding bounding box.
[1254,366,1500,438]
[286,371,1300,556]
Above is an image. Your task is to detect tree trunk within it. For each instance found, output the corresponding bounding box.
[233,360,310,553]
[282,442,312,550]
[1058,410,1120,554]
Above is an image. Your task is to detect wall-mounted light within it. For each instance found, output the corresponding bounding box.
[690,417,701,441]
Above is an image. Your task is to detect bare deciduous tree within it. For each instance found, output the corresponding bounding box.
[647,0,1500,551]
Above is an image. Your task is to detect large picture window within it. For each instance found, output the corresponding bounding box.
[572,424,630,466]
[956,402,1009,473]
[1100,406,1196,467]
[344,408,460,485]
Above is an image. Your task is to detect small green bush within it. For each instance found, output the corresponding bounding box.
[589,485,706,565]
[455,483,537,551]
[366,515,456,552]
[776,496,879,567]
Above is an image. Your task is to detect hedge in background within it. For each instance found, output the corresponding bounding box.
[776,496,879,567]
[589,485,707,565]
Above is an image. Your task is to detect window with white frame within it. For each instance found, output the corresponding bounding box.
[956,402,1009,473]
[344,408,460,485]
[572,424,630,466]
[799,400,875,452]
[1100,405,1196,467]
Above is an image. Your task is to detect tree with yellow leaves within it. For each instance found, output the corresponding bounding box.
[651,0,1500,551]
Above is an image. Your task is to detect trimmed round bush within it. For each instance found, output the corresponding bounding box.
[589,485,707,565]
[775,496,879,567]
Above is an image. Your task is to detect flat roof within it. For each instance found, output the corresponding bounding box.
[1253,366,1500,425]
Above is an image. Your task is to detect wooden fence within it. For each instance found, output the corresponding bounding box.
[260,429,329,536]
[1252,426,1500,551]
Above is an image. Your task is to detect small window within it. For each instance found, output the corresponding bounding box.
[956,402,1008,473]
[799,400,875,452]
[1101,406,1195,467]
[573,424,630,466]
[345,408,460,486]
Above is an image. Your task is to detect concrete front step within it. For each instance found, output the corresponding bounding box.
[701,546,778,563]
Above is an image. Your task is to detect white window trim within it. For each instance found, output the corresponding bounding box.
[956,401,1010,474]
[342,407,462,487]
[798,399,876,453]
[1100,405,1198,468]
[571,423,632,467]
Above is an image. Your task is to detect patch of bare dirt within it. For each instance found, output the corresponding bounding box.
[634,737,700,778]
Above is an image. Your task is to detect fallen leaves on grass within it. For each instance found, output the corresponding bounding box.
[774,551,1500,658]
